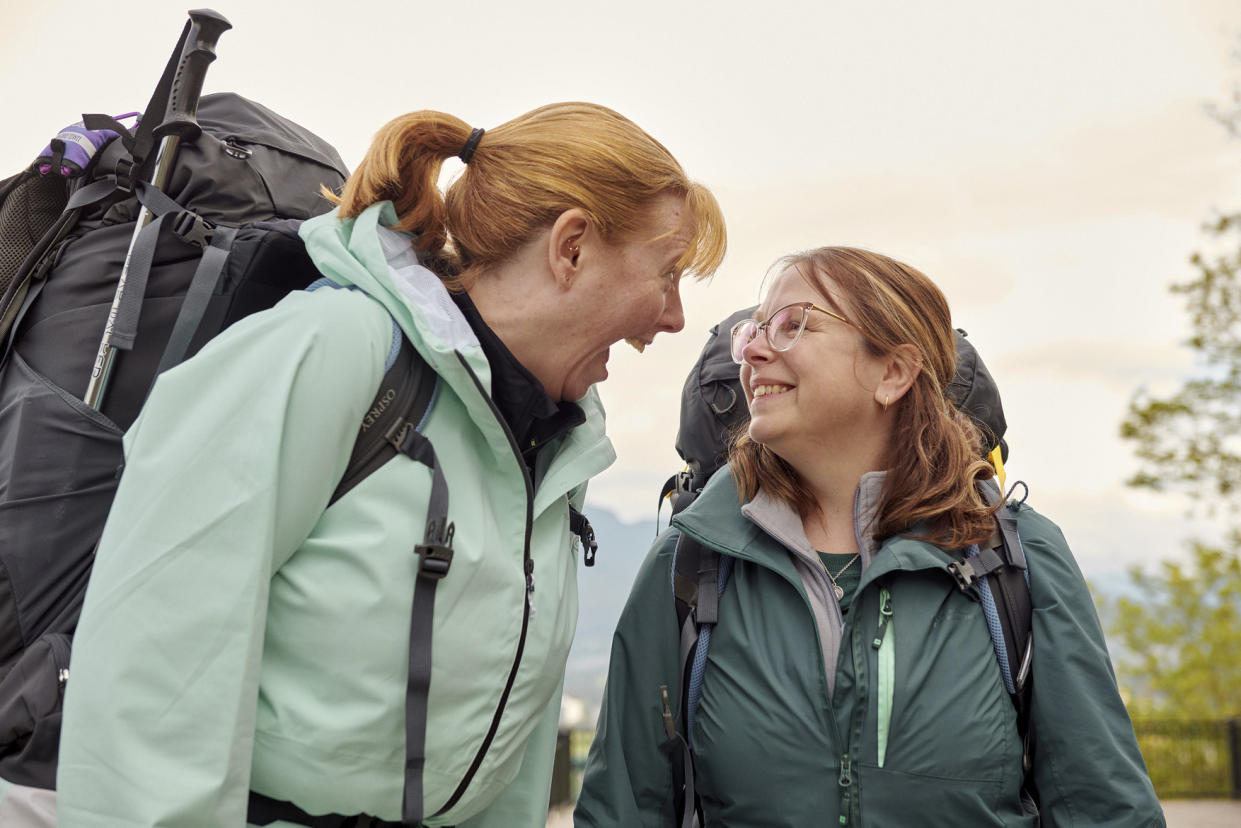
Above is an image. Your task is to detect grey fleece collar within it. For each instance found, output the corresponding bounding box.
[738,471,888,695]
[739,471,888,568]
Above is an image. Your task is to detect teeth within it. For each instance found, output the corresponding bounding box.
[753,384,791,398]
[625,338,646,353]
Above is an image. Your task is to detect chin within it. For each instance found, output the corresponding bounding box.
[746,419,779,449]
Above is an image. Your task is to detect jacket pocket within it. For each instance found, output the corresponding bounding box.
[858,763,1035,827]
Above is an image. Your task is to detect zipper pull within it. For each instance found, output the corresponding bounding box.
[838,753,853,825]
[872,587,893,649]
[525,558,536,620]
[659,685,678,741]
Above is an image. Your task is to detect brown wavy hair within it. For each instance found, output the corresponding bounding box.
[728,247,998,549]
[326,103,726,288]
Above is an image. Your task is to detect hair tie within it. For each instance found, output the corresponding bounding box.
[459,127,485,164]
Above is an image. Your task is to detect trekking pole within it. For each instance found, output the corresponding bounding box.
[84,8,231,411]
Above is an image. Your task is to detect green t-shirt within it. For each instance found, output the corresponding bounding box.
[817,551,862,613]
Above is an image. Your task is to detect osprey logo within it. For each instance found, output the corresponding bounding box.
[362,388,397,431]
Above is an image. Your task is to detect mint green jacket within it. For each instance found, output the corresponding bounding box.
[576,470,1162,827]
[57,203,616,827]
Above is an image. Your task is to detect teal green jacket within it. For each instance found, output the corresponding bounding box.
[57,203,616,827]
[575,471,1162,827]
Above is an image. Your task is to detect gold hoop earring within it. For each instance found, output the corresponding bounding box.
[882,394,890,412]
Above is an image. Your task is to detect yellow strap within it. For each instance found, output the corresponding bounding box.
[988,445,1006,490]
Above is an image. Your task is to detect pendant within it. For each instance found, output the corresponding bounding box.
[833,583,844,601]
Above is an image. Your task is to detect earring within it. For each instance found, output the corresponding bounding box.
[568,244,580,255]
[882,394,890,412]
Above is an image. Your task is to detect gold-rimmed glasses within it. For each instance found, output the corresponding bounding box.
[729,302,853,364]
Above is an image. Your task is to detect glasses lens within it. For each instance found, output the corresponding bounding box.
[768,305,806,351]
[731,320,758,363]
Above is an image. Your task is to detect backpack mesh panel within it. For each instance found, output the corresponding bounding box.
[0,175,68,300]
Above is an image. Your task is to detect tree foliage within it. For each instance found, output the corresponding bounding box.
[1119,211,1241,527]
[1108,70,1241,718]
[1100,543,1241,717]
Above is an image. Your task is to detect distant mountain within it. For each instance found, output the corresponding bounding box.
[564,504,661,709]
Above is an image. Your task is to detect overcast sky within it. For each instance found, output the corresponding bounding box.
[3,0,1238,576]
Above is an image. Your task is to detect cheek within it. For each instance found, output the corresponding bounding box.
[739,364,754,405]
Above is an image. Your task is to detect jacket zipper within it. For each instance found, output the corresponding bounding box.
[432,356,535,817]
[873,586,894,767]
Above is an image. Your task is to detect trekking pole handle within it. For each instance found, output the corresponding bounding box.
[82,9,230,411]
[158,9,232,141]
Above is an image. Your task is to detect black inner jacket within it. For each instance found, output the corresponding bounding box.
[450,291,584,472]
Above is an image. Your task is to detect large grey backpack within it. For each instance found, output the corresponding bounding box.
[0,87,348,790]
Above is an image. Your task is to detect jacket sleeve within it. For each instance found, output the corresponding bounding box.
[56,290,393,828]
[574,532,684,828]
[1018,505,1165,828]
[455,679,563,828]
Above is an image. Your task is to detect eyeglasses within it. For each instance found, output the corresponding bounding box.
[729,302,853,364]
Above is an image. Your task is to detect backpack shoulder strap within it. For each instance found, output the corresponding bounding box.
[948,486,1033,695]
[669,530,735,828]
[255,285,447,823]
[950,479,1036,790]
[329,317,436,507]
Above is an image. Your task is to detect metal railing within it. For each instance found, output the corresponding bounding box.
[551,719,1241,805]
[1132,718,1241,799]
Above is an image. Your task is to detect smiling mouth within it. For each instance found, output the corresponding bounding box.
[752,384,792,398]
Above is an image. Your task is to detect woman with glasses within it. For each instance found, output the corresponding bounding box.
[575,247,1161,827]
[56,104,725,828]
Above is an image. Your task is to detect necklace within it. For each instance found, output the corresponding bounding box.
[825,553,859,601]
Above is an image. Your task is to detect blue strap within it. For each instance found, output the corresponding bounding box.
[966,543,1018,695]
[685,553,733,746]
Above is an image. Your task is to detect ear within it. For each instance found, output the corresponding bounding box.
[547,208,590,289]
[875,344,922,409]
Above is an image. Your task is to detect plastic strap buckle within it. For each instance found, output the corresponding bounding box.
[569,508,598,566]
[947,559,979,590]
[415,542,453,580]
[171,210,215,249]
[113,156,135,193]
[415,517,454,580]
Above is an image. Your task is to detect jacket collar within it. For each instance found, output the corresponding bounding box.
[677,467,958,583]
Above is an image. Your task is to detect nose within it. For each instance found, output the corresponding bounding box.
[657,285,685,334]
[740,330,773,365]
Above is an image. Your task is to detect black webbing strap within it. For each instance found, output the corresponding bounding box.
[155,223,237,374]
[106,181,186,351]
[246,792,408,827]
[676,607,701,828]
[670,532,715,828]
[330,337,434,508]
[388,423,453,825]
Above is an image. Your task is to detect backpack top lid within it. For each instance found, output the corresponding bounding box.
[946,328,1008,463]
[673,312,1009,489]
[674,306,757,488]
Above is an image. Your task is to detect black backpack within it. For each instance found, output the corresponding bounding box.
[0,10,365,791]
[659,312,1035,827]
